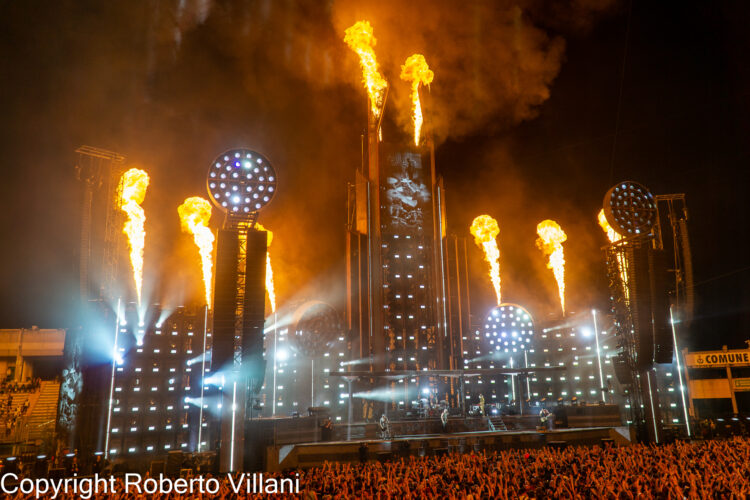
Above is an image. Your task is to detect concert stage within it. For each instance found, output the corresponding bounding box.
[263,426,633,472]
[244,405,624,471]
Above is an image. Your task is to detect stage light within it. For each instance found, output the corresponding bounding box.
[206,149,277,214]
[481,304,534,354]
[277,349,289,361]
[581,328,593,337]
[602,181,656,236]
[204,372,226,387]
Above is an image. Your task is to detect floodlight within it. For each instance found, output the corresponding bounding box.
[206,148,277,215]
[483,303,534,353]
[602,181,656,236]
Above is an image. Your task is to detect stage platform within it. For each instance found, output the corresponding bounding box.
[263,426,633,472]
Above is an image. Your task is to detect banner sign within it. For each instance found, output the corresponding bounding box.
[685,350,750,368]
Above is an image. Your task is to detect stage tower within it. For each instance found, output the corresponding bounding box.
[207,148,275,471]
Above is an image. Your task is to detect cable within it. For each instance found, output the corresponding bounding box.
[608,0,634,185]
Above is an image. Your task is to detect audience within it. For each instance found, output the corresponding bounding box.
[2,436,750,498]
[0,377,40,395]
[0,377,41,441]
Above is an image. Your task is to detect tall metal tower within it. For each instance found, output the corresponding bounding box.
[602,181,692,443]
[207,148,276,472]
[75,145,126,303]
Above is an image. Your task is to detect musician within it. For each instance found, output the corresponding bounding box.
[540,407,555,430]
[379,414,391,439]
[539,408,550,426]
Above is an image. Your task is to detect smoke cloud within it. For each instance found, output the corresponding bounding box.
[329,0,616,142]
[0,0,616,328]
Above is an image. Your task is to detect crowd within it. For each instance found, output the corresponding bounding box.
[0,377,41,395]
[289,438,750,499]
[0,393,31,439]
[2,437,750,498]
[0,377,39,439]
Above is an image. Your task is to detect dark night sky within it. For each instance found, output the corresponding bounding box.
[0,1,748,351]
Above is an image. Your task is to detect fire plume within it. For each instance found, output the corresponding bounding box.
[400,54,434,146]
[597,209,621,243]
[598,209,629,301]
[470,215,502,305]
[178,197,215,309]
[255,223,276,313]
[536,219,567,315]
[118,168,150,305]
[344,21,388,118]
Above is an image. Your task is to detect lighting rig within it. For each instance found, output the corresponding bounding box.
[103,306,206,458]
[207,148,276,472]
[602,181,691,442]
[266,301,348,419]
[464,304,535,414]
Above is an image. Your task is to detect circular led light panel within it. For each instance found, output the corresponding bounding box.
[483,303,534,353]
[206,149,277,214]
[291,301,342,357]
[603,181,656,236]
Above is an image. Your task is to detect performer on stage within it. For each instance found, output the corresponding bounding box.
[540,408,555,430]
[379,414,391,439]
[479,394,485,416]
[321,417,333,441]
[540,408,550,427]
[441,408,449,433]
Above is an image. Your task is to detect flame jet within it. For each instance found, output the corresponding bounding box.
[344,21,388,118]
[118,168,150,305]
[597,209,622,243]
[598,209,630,302]
[255,223,276,313]
[178,197,215,309]
[400,54,434,146]
[536,220,567,315]
[470,215,502,305]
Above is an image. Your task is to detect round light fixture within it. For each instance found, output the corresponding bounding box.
[483,303,535,353]
[206,148,277,215]
[291,301,342,357]
[602,181,656,237]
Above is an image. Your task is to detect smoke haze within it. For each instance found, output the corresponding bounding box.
[0,0,617,326]
[18,0,745,342]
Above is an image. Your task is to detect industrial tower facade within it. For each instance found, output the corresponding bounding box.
[346,107,470,411]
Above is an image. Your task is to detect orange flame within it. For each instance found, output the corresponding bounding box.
[598,209,629,302]
[178,197,215,309]
[118,168,150,305]
[255,223,276,313]
[536,219,567,315]
[470,215,502,305]
[344,21,388,118]
[597,209,621,243]
[400,54,434,146]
